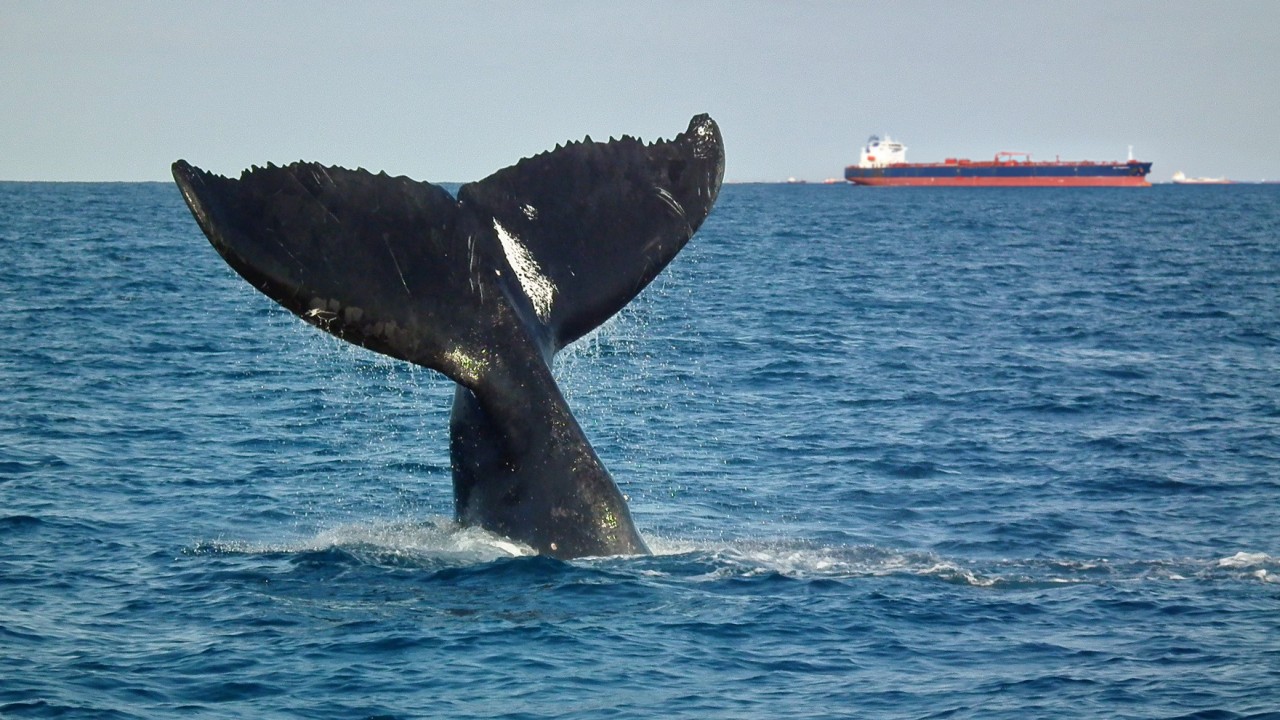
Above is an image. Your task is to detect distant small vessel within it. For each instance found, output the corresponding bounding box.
[1171,171,1233,185]
[844,135,1152,187]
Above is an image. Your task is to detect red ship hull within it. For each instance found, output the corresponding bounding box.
[845,151,1154,187]
[851,175,1152,187]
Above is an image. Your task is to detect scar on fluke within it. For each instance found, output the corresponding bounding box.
[173,115,725,559]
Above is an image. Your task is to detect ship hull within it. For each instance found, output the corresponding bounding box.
[846,162,1153,187]
[848,175,1152,187]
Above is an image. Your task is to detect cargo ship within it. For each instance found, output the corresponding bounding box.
[1171,171,1232,185]
[845,136,1152,187]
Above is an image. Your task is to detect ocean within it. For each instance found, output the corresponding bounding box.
[2,180,1278,719]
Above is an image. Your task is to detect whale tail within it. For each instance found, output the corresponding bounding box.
[172,115,724,558]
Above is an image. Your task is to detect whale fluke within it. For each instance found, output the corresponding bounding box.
[173,114,724,558]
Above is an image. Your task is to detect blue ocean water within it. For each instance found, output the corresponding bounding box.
[2,180,1278,719]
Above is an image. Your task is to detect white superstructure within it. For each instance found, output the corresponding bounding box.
[1171,171,1232,185]
[857,135,908,168]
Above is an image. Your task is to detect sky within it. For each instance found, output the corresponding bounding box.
[2,0,1277,183]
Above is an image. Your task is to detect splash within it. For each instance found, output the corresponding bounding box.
[198,517,535,565]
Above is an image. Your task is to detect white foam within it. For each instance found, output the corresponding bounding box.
[639,537,1000,585]
[203,517,535,563]
[1217,551,1271,568]
[200,529,1277,587]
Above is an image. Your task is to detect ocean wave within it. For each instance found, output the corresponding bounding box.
[188,522,1279,589]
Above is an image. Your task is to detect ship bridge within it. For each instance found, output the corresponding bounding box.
[858,135,907,168]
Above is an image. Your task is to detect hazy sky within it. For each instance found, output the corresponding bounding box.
[2,0,1277,182]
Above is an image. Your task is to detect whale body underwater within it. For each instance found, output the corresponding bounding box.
[172,115,725,559]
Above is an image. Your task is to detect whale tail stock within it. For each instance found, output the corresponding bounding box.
[172,114,725,559]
